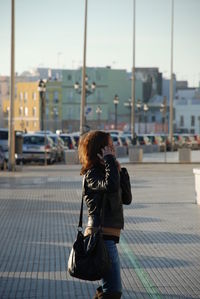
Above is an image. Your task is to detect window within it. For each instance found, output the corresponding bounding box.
[68,91,73,100]
[32,92,37,101]
[6,107,10,117]
[19,92,23,101]
[152,115,156,122]
[24,92,28,103]
[191,115,195,127]
[32,107,36,117]
[24,107,28,116]
[180,115,184,127]
[54,91,58,102]
[19,107,23,116]
[68,74,72,81]
[97,90,102,101]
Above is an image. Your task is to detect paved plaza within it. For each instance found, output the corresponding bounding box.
[0,162,200,298]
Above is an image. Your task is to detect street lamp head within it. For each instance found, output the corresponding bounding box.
[136,99,142,109]
[38,79,46,92]
[143,103,149,112]
[74,82,80,90]
[91,82,96,90]
[113,94,119,105]
[96,105,102,114]
[124,98,132,107]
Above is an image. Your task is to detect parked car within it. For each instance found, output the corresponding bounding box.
[137,135,147,146]
[48,134,65,162]
[194,135,200,149]
[59,134,74,150]
[0,146,7,170]
[0,128,9,152]
[22,134,55,164]
[35,130,54,135]
[146,134,158,145]
[110,134,122,146]
[178,135,198,150]
[71,134,80,149]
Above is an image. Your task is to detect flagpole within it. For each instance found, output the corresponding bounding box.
[80,0,88,135]
[9,0,15,171]
[131,0,136,141]
[169,0,174,150]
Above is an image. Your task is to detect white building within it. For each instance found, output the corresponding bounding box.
[174,88,200,134]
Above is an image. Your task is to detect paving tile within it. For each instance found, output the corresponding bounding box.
[0,163,200,298]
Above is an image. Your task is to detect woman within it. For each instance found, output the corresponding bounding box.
[78,130,132,299]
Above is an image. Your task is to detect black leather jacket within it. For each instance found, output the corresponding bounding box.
[83,155,132,229]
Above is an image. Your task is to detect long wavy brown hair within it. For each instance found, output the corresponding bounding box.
[78,130,110,174]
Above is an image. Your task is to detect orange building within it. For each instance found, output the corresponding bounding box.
[3,82,40,132]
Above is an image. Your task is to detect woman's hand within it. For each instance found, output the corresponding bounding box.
[97,146,115,160]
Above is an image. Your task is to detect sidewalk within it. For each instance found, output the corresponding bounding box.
[0,163,200,298]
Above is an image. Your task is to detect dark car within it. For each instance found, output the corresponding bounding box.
[0,146,7,170]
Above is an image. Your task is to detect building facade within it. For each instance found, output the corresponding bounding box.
[62,67,144,132]
[3,82,40,132]
[45,80,62,132]
[174,88,200,134]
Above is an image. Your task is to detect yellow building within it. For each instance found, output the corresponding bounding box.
[3,82,40,132]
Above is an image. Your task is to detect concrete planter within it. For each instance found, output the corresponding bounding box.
[193,168,200,205]
[129,146,143,162]
[179,148,191,163]
[64,150,79,164]
[115,146,127,158]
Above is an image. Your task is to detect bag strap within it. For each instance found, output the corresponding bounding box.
[78,175,85,230]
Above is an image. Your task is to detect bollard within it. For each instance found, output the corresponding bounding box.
[179,148,191,163]
[115,146,127,158]
[129,146,143,162]
[193,169,200,205]
[64,150,79,164]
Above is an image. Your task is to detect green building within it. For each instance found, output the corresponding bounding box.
[45,80,62,132]
[62,67,143,132]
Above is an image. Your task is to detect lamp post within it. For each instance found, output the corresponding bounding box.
[113,94,119,130]
[96,105,102,129]
[124,98,132,130]
[160,96,167,133]
[169,0,174,151]
[53,107,58,133]
[80,0,88,135]
[74,75,96,132]
[198,116,200,135]
[38,79,46,131]
[136,99,142,134]
[160,96,167,162]
[38,79,47,165]
[143,103,149,134]
[131,0,136,141]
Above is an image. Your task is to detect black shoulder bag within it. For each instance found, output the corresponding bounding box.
[120,167,132,205]
[67,176,111,281]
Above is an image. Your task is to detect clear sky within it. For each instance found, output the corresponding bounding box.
[0,0,200,87]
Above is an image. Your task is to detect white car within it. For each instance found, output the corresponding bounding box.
[22,134,55,164]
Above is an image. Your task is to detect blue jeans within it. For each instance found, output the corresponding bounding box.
[101,240,122,293]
